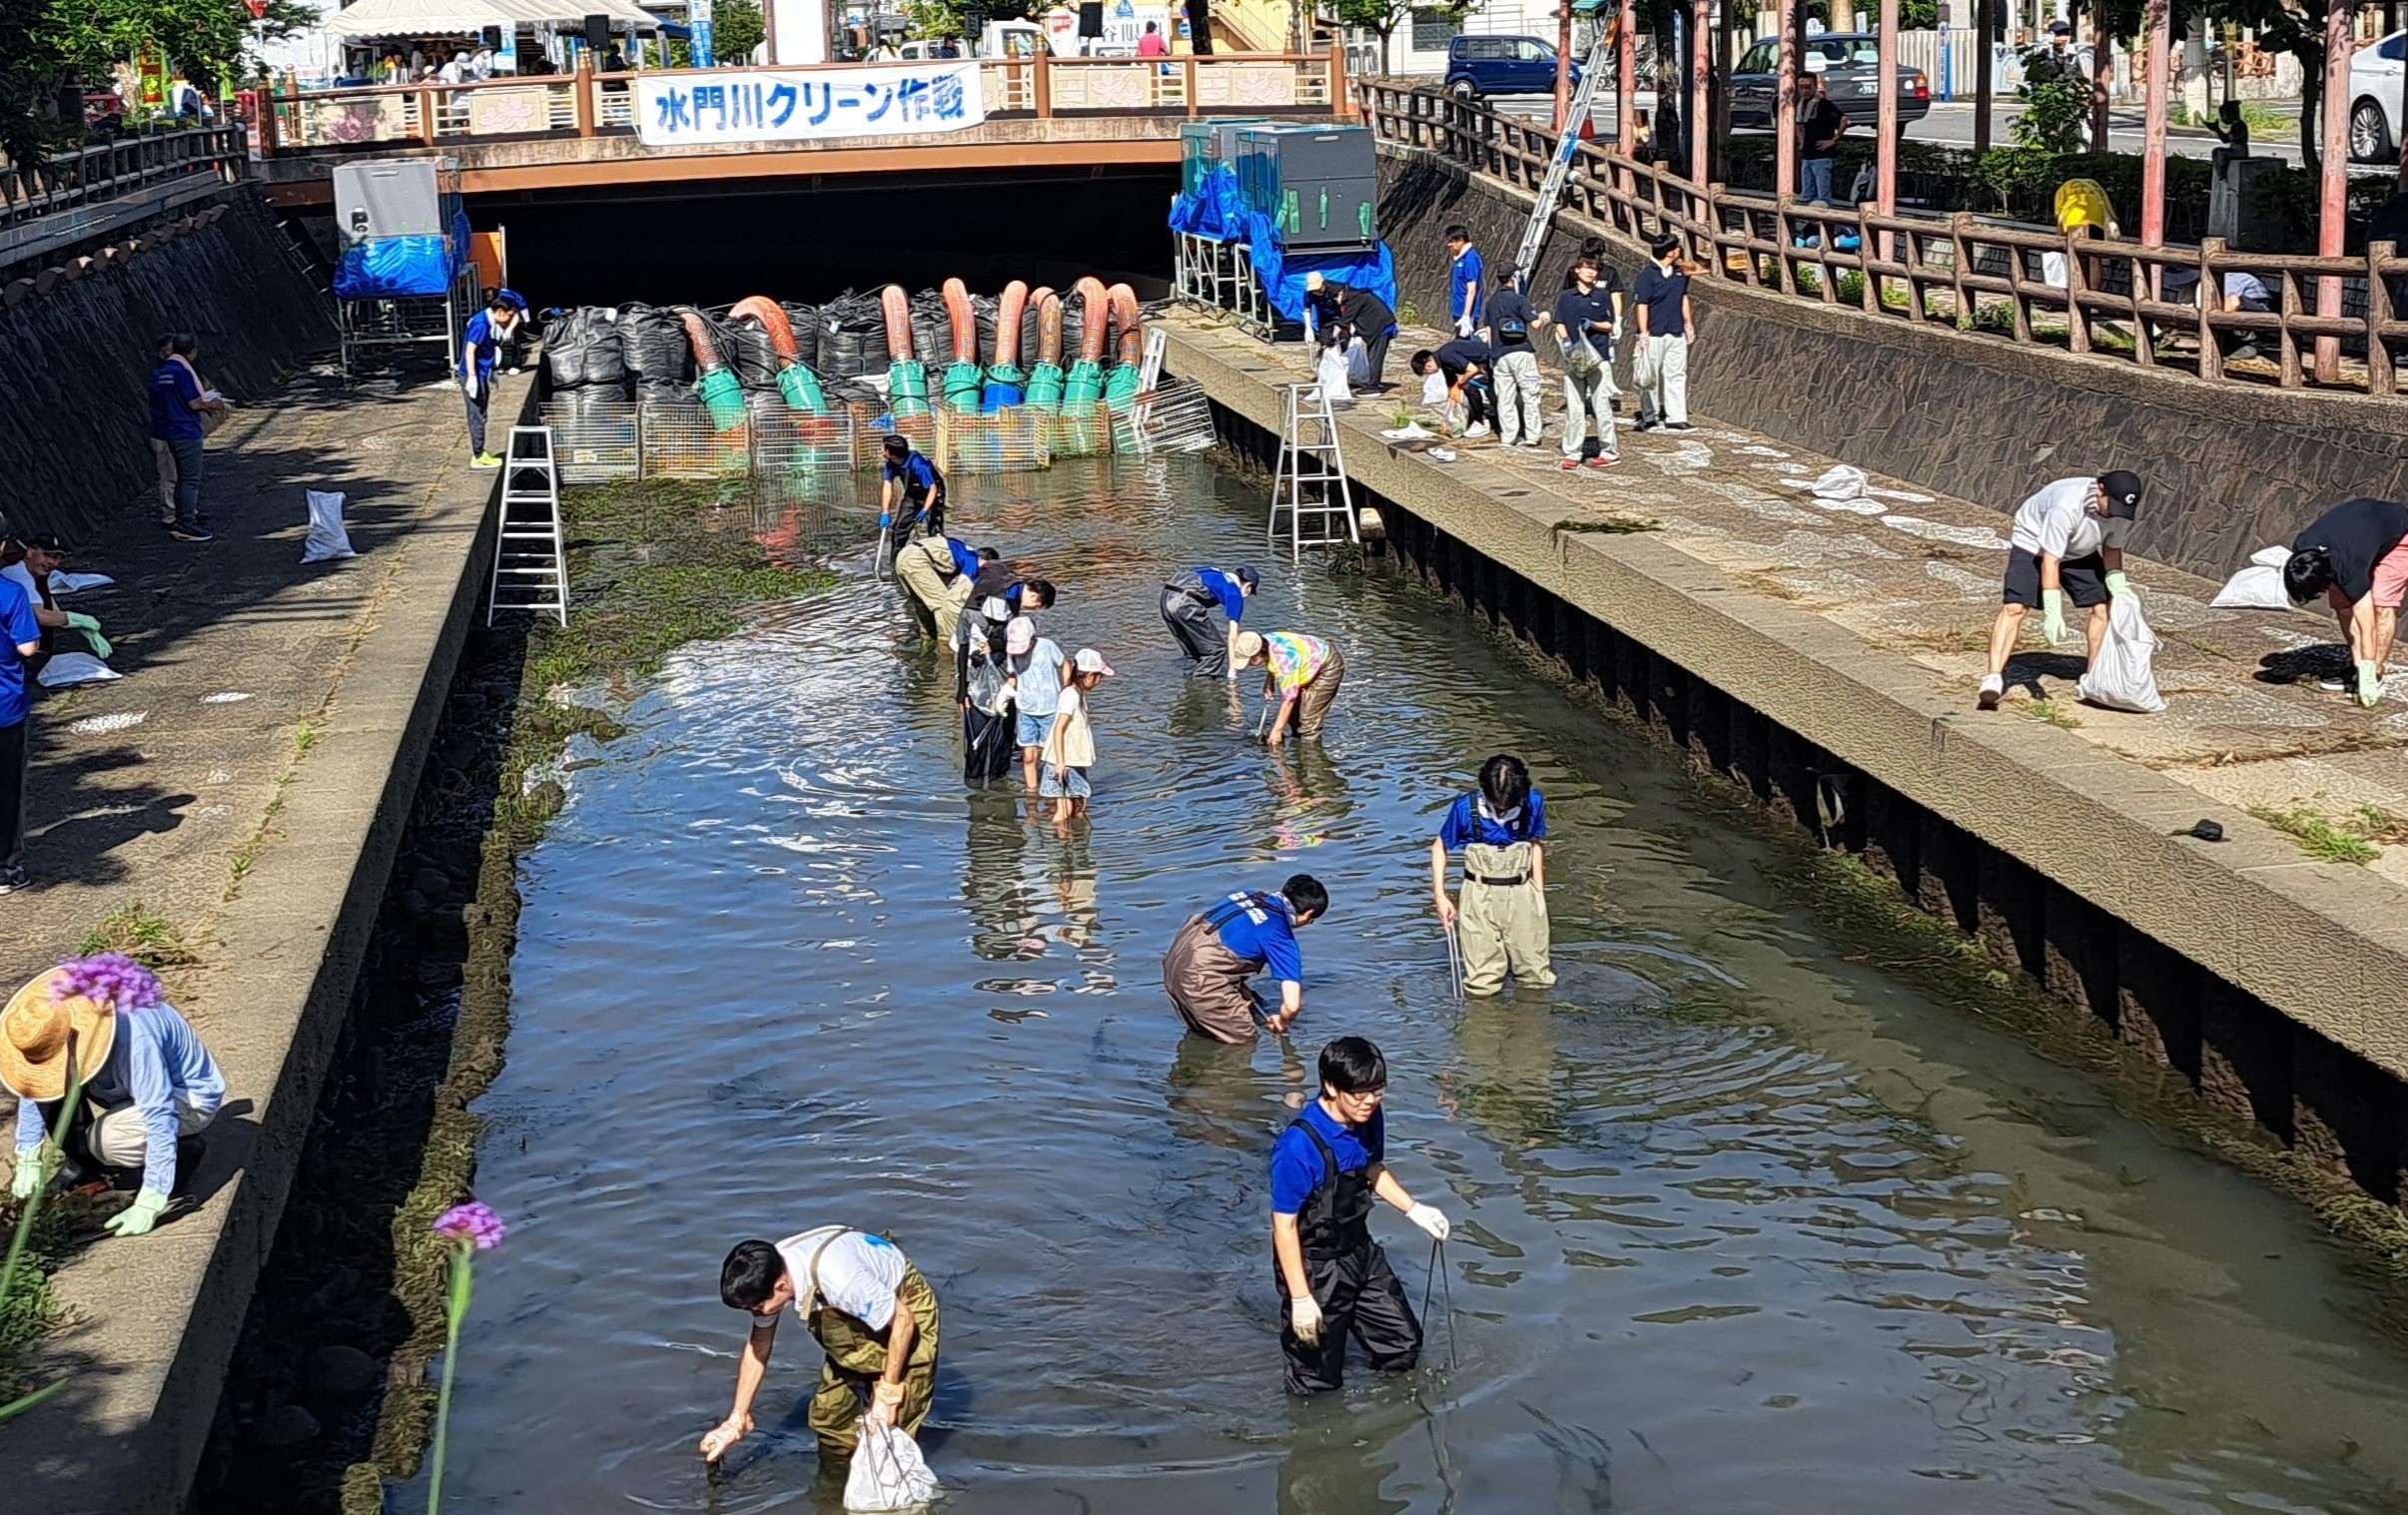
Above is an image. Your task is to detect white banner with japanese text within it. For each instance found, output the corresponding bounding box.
[634,63,984,147]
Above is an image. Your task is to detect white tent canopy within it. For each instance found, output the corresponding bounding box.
[327,0,658,38]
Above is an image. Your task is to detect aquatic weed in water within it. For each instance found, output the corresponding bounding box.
[425,1202,506,1514]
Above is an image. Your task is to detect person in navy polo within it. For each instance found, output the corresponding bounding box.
[1270,1036,1450,1394]
[0,515,45,893]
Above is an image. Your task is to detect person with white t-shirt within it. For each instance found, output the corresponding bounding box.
[699,1226,942,1465]
[1978,470,2145,710]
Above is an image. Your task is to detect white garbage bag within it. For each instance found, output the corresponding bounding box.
[2075,592,2167,713]
[1420,371,1448,406]
[302,489,357,564]
[2210,544,2296,610]
[2040,250,2070,290]
[37,652,119,689]
[1343,336,1371,386]
[1808,463,1869,501]
[844,1423,939,1512]
[1315,340,1353,405]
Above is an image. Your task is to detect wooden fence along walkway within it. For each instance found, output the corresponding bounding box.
[1360,82,2408,398]
[0,128,246,236]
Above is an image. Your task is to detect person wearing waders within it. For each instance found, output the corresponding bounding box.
[1977,470,2144,710]
[1235,629,1345,744]
[456,294,522,469]
[1430,754,1555,996]
[1161,564,1258,678]
[896,533,985,644]
[1271,1037,1451,1395]
[700,1227,942,1467]
[1163,874,1328,1042]
[956,595,1018,786]
[880,433,948,540]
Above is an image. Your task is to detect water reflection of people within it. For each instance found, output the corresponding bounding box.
[1264,741,1354,853]
[1164,1030,1303,1153]
[963,789,1041,961]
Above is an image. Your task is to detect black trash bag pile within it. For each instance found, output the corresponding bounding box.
[780,302,820,371]
[815,291,887,379]
[543,307,628,393]
[715,309,784,392]
[903,287,946,367]
[823,374,888,411]
[618,304,693,392]
[969,294,1001,367]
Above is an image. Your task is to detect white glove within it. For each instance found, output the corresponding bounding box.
[866,1378,906,1430]
[1455,315,1473,338]
[10,1146,41,1200]
[1407,1202,1451,1241]
[1288,1293,1324,1344]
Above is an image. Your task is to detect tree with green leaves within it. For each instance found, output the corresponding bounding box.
[710,0,766,62]
[44,0,313,92]
[0,0,65,169]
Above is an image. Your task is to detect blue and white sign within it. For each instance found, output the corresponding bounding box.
[635,63,984,146]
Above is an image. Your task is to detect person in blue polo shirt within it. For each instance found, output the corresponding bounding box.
[880,433,949,539]
[1428,753,1555,996]
[148,334,223,542]
[1444,224,1485,337]
[457,294,524,468]
[1270,1036,1449,1395]
[1161,563,1258,678]
[1161,874,1327,1043]
[0,533,39,894]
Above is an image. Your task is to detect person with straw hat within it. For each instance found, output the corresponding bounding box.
[6,955,223,1236]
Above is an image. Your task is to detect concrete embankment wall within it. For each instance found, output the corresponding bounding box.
[0,186,333,540]
[1167,325,2408,1215]
[1373,151,2408,579]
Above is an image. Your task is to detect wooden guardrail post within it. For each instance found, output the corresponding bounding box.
[1184,58,1199,117]
[416,85,436,143]
[2371,241,2397,397]
[2277,263,2303,387]
[1328,39,1350,118]
[1033,48,1052,119]
[2196,236,2224,382]
[574,53,597,138]
[2063,234,2089,354]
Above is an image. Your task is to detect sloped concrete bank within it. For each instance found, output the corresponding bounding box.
[1167,320,2408,1224]
[1371,148,2408,580]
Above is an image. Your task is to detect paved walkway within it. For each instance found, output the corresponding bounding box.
[1179,310,2408,891]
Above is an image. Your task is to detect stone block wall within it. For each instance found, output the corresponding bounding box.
[0,188,334,540]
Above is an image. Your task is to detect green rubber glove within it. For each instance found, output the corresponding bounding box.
[2104,570,2130,598]
[64,611,97,632]
[10,1145,42,1200]
[103,1190,167,1238]
[2040,588,2067,645]
[2357,659,2383,708]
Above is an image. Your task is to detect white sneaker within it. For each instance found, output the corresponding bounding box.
[1977,673,2004,711]
[1462,422,1491,439]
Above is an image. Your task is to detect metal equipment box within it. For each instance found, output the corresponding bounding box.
[1230,124,1377,251]
[332,159,456,242]
[1179,116,1268,196]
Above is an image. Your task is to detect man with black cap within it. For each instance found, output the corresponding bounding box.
[1161,562,1258,678]
[1978,469,2145,710]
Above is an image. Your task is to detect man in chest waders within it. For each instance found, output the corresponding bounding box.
[1161,563,1257,678]
[896,533,987,644]
[1272,1037,1451,1394]
[1163,874,1327,1042]
[1430,754,1555,996]
[700,1226,942,1466]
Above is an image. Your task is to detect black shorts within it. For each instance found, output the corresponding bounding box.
[2003,547,2108,609]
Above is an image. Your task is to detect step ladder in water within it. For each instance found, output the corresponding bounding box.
[487,424,569,627]
[1267,381,1358,563]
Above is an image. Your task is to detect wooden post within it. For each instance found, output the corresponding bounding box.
[1034,46,1052,118]
[2139,0,2168,246]
[1691,0,1711,185]
[1617,0,1637,159]
[416,86,436,143]
[2371,240,2397,396]
[1185,57,1200,116]
[1329,38,1350,117]
[1556,0,1575,132]
[2198,235,2225,382]
[1775,0,1797,199]
[574,53,596,138]
[2089,0,2111,151]
[1974,0,1994,152]
[2316,0,2351,380]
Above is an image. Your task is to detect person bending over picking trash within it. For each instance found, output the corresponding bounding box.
[1235,628,1346,744]
[701,1226,942,1465]
[1163,874,1327,1042]
[880,433,948,539]
[1161,563,1257,679]
[2281,496,2408,707]
[1978,469,2145,711]
[1272,1036,1450,1395]
[896,532,985,644]
[1430,754,1555,996]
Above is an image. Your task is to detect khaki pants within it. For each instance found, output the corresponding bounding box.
[1491,349,1545,446]
[895,538,972,645]
[807,1263,941,1455]
[1291,646,1345,737]
[1457,841,1553,997]
[152,438,181,525]
[1635,335,1689,426]
[1561,363,1616,459]
[1164,913,1262,1043]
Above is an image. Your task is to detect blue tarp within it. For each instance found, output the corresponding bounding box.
[1170,164,1395,327]
[333,211,469,300]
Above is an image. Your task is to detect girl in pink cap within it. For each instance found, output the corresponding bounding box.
[1041,648,1114,824]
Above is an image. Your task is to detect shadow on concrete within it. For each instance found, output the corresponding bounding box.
[2255,642,2352,686]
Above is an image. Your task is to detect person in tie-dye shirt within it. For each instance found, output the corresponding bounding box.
[1234,629,1346,745]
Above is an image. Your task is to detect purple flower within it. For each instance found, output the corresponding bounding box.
[52,953,167,1015]
[431,1201,507,1251]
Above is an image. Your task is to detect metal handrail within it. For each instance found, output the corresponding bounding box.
[1358,79,2408,399]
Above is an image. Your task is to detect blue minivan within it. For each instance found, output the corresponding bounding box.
[1444,35,1581,100]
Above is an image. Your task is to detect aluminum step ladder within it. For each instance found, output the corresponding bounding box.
[1267,381,1357,562]
[487,424,568,627]
[1512,9,1619,280]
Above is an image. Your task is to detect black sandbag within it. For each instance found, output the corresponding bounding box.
[824,375,886,408]
[543,307,626,391]
[719,313,782,392]
[970,295,1000,368]
[817,293,884,379]
[618,304,692,389]
[780,302,820,370]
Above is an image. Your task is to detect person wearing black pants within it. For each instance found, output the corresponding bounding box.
[956,599,1018,786]
[1269,1037,1450,1394]
[0,551,42,892]
[1160,564,1256,678]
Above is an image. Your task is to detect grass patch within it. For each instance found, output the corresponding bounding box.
[2248,801,2391,865]
[76,902,198,967]
[0,1194,85,1404]
[2022,697,2082,730]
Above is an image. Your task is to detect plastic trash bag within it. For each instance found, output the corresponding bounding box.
[843,1424,939,1512]
[303,488,358,564]
[2211,544,2296,610]
[2076,592,2167,714]
[47,572,113,594]
[37,652,118,688]
[1315,341,1353,405]
[1420,371,1447,406]
[1344,336,1371,386]
[1808,463,1869,501]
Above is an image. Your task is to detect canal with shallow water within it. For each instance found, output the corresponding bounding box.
[415,454,2408,1514]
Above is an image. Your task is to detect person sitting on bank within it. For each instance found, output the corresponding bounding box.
[896,532,986,644]
[1430,754,1555,996]
[6,956,224,1238]
[457,294,524,469]
[1271,1036,1450,1396]
[881,432,949,540]
[1161,563,1257,679]
[1162,874,1327,1043]
[1234,629,1346,745]
[1410,338,1496,439]
[5,532,111,671]
[699,1225,942,1466]
[1977,470,2144,711]
[2282,495,2408,707]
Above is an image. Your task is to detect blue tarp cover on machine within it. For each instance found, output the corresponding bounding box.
[1170,164,1396,326]
[332,212,470,299]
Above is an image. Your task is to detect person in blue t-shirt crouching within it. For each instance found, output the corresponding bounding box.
[1161,563,1257,678]
[1270,1037,1450,1394]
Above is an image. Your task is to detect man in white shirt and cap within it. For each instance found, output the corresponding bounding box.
[1978,469,2144,710]
[700,1226,942,1465]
